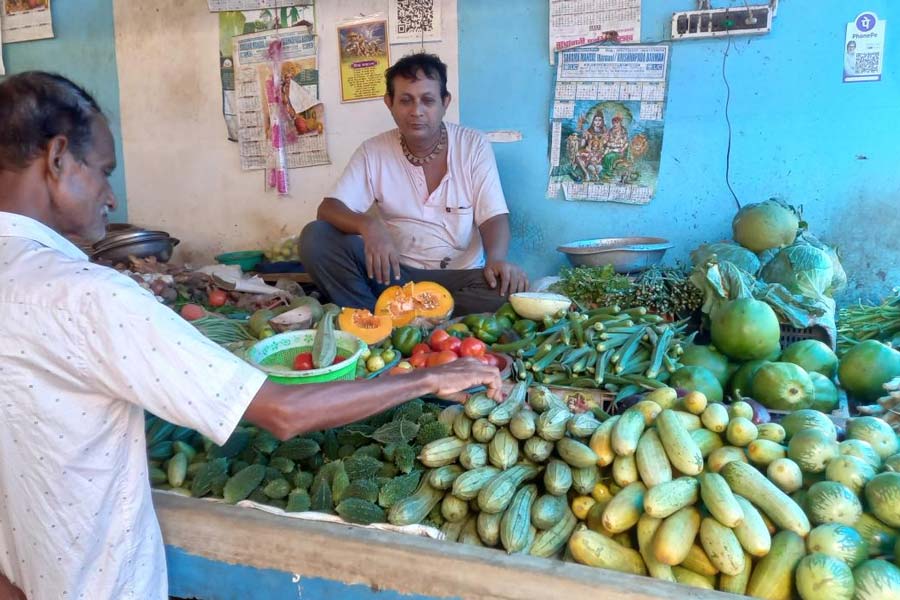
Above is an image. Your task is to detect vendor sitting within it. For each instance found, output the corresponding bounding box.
[300,52,528,315]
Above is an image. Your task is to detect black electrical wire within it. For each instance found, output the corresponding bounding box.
[722,35,741,210]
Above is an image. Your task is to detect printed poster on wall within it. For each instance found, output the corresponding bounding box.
[843,11,886,83]
[547,44,668,205]
[232,25,329,170]
[337,18,389,102]
[389,0,442,44]
[208,0,312,11]
[2,0,53,44]
[219,5,316,141]
[549,0,640,64]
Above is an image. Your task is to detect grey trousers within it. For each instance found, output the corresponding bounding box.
[299,220,509,315]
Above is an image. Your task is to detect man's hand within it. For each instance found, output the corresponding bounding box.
[361,219,401,285]
[483,259,529,296]
[427,358,503,401]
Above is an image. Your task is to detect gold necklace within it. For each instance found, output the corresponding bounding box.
[401,124,447,165]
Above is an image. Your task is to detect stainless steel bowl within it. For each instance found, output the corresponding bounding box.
[92,229,172,252]
[557,237,673,273]
[91,236,180,264]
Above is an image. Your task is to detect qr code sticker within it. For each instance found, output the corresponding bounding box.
[395,0,434,34]
[855,52,880,74]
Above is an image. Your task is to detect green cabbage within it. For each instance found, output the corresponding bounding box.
[691,242,761,275]
[796,233,847,295]
[760,244,834,299]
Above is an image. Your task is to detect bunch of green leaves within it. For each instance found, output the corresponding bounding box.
[550,264,633,308]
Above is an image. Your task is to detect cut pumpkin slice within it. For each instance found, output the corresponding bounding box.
[375,281,454,327]
[337,308,392,345]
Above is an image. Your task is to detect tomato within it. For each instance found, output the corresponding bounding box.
[388,362,414,375]
[332,355,346,365]
[292,352,314,371]
[208,289,228,307]
[366,355,386,372]
[411,343,432,356]
[459,337,487,358]
[426,350,458,367]
[381,348,397,363]
[179,303,205,321]
[428,328,451,351]
[434,336,462,353]
[408,352,430,369]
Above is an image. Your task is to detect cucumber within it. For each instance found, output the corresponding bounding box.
[732,495,772,557]
[747,439,787,467]
[635,429,672,487]
[588,415,619,467]
[698,471,743,528]
[746,530,806,600]
[611,409,645,457]
[644,476,699,519]
[699,517,745,576]
[568,528,647,575]
[601,481,646,534]
[720,460,810,536]
[636,514,676,582]
[612,454,639,487]
[653,506,701,566]
[767,457,803,493]
[718,551,752,595]
[656,409,703,476]
[556,437,599,469]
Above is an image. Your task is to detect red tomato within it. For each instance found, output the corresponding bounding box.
[411,343,432,356]
[179,303,205,321]
[208,289,228,307]
[435,336,462,353]
[459,337,487,358]
[428,328,451,351]
[408,352,430,369]
[426,350,458,368]
[332,355,346,365]
[292,352,314,371]
[388,364,414,375]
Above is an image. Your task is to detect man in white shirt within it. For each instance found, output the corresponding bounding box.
[300,53,528,315]
[0,71,502,599]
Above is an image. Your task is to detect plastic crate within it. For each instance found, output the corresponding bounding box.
[246,330,365,385]
[779,323,834,350]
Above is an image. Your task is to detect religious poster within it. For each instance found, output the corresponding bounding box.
[547,44,669,205]
[337,18,389,102]
[2,0,53,44]
[218,5,316,140]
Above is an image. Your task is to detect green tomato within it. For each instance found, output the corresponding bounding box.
[381,349,397,363]
[366,355,386,372]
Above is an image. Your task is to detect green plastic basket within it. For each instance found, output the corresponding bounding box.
[215,250,264,272]
[246,330,365,385]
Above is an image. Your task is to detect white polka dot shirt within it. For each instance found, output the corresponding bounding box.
[0,212,267,598]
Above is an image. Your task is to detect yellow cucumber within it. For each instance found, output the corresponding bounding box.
[706,445,748,473]
[698,471,744,528]
[589,414,619,466]
[747,439,787,467]
[601,481,646,534]
[672,566,715,590]
[635,429,672,487]
[766,457,803,493]
[691,428,724,458]
[718,551,752,595]
[631,400,663,425]
[720,460,810,536]
[611,409,645,457]
[644,386,678,409]
[556,437,599,469]
[681,543,719,577]
[699,517,746,576]
[745,530,806,600]
[636,514,676,582]
[700,402,730,433]
[673,410,703,431]
[653,506,701,566]
[732,494,772,557]
[657,409,704,476]
[568,528,647,575]
[644,476,700,519]
[612,454,639,487]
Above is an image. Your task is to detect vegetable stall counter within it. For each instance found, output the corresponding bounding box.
[155,491,742,600]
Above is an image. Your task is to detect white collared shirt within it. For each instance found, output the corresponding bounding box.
[328,122,509,270]
[0,212,267,599]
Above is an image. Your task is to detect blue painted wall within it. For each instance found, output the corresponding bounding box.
[459,0,899,301]
[1,0,127,220]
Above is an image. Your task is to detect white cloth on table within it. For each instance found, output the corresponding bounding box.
[328,122,509,270]
[0,212,267,600]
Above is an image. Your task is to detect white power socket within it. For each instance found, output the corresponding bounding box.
[672,4,774,40]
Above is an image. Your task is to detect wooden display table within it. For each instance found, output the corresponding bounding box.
[155,491,743,600]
